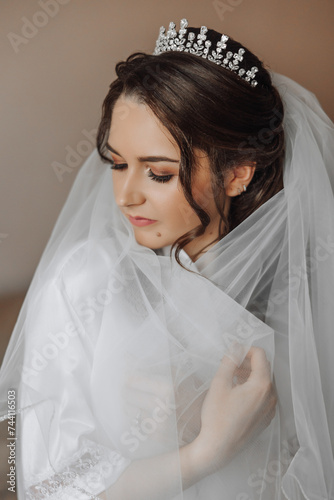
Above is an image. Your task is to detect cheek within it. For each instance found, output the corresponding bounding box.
[192,180,216,214]
[160,186,199,230]
[112,172,121,199]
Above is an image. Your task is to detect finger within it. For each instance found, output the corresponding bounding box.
[215,354,239,388]
[246,347,271,382]
[227,352,251,384]
[238,356,251,372]
[233,366,251,385]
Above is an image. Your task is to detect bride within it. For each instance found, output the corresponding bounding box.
[1,19,334,500]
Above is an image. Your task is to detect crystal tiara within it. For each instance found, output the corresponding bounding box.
[153,18,259,87]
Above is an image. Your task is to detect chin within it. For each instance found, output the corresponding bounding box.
[134,232,172,250]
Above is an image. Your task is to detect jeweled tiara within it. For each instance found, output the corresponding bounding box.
[153,18,259,87]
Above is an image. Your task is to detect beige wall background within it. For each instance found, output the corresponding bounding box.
[0,0,333,296]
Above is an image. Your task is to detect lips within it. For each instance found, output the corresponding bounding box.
[128,215,157,227]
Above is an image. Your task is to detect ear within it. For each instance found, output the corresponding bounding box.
[224,164,256,197]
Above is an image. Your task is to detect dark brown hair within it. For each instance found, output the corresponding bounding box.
[97,28,285,263]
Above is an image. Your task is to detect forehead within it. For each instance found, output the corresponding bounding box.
[109,96,179,157]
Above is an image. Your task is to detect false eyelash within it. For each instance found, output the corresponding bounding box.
[109,161,127,170]
[109,160,173,183]
[147,170,173,183]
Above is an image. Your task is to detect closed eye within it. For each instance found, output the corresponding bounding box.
[147,170,173,183]
[110,161,127,170]
[110,160,174,184]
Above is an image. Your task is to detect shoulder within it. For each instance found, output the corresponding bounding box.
[55,239,119,302]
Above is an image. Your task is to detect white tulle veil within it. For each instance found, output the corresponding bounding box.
[0,72,334,499]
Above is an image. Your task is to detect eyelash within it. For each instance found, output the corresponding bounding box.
[109,161,173,184]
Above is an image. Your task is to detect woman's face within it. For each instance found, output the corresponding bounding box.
[108,95,224,258]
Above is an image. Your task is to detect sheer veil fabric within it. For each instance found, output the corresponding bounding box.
[0,73,333,499]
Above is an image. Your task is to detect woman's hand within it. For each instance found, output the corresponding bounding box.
[189,346,277,476]
[99,346,277,499]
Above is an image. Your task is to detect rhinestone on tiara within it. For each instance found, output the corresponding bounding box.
[153,19,259,87]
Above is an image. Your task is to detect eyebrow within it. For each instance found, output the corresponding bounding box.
[106,143,179,164]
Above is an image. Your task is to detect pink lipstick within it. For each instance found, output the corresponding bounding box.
[128,216,157,227]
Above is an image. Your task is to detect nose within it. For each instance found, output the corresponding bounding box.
[114,167,146,208]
